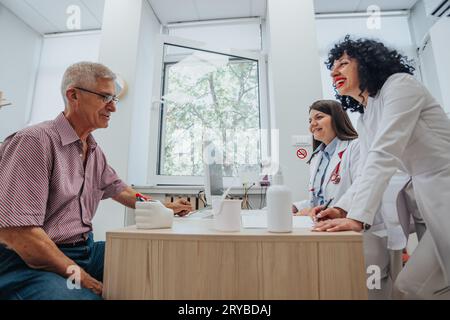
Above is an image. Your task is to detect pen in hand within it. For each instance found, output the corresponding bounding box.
[313,198,334,223]
[135,193,155,202]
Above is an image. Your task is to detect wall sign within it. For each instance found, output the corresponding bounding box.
[296,148,308,160]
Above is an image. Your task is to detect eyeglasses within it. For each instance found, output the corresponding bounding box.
[74,87,119,104]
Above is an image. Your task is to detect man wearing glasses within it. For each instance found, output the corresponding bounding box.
[0,62,192,300]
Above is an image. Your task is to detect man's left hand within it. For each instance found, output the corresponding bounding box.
[165,199,193,217]
[312,218,363,232]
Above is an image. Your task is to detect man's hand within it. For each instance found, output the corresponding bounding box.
[165,198,193,217]
[312,218,363,232]
[0,226,103,295]
[80,269,103,295]
[315,207,347,221]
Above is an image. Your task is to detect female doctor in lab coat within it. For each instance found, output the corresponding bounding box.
[292,100,359,215]
[294,100,402,299]
[314,35,450,299]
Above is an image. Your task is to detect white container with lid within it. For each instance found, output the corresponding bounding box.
[267,169,293,233]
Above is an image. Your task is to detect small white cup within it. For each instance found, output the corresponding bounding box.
[211,195,224,215]
[213,199,242,232]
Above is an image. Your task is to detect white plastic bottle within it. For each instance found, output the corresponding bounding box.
[267,169,293,233]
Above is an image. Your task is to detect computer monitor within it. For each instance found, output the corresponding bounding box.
[203,141,224,206]
[204,162,224,206]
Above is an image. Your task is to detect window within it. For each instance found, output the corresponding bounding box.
[149,36,268,186]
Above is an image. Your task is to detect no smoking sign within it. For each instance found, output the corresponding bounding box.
[296,148,308,160]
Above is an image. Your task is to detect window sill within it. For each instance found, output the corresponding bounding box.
[131,184,266,195]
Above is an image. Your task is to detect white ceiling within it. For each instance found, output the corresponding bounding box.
[0,0,420,34]
[149,0,266,24]
[0,0,104,34]
[314,0,419,14]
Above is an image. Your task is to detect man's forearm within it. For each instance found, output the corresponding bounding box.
[112,186,191,216]
[113,185,141,209]
[0,227,80,278]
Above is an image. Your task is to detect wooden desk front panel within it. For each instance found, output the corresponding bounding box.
[104,236,367,300]
[318,242,367,299]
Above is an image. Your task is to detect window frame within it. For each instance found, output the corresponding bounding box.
[148,35,269,187]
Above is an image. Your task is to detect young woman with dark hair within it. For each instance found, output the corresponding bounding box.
[308,100,358,152]
[314,35,450,299]
[298,99,403,299]
[292,100,359,216]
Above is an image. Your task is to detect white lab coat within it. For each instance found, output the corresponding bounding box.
[295,137,404,299]
[335,73,450,286]
[294,138,406,249]
[293,138,360,210]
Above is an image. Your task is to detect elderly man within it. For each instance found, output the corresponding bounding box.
[0,62,192,300]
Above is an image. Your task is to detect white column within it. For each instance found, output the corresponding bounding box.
[96,0,143,174]
[92,0,161,240]
[266,0,323,200]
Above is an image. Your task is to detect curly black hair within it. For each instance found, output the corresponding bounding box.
[325,35,415,113]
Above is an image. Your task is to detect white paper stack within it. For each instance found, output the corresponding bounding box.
[134,201,174,229]
[242,212,314,229]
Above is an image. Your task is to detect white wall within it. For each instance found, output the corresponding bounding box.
[92,0,161,241]
[428,18,450,114]
[265,0,323,201]
[419,34,443,108]
[0,4,42,141]
[408,0,439,46]
[409,1,449,115]
[29,31,101,124]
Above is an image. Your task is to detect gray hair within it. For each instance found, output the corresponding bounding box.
[61,61,116,104]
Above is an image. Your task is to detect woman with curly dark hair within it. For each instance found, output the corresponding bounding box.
[313,35,450,299]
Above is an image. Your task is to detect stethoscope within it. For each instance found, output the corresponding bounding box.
[309,148,347,194]
[329,150,345,185]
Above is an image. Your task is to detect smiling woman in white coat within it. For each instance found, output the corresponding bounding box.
[292,100,359,215]
[293,100,402,299]
[314,35,450,299]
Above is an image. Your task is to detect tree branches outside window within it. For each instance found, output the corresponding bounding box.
[160,58,261,177]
